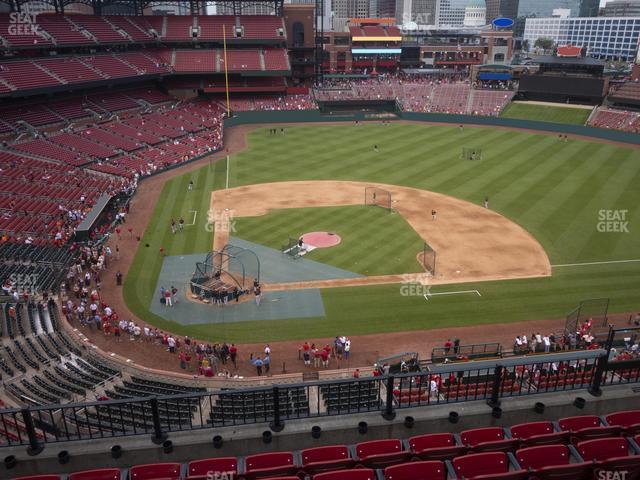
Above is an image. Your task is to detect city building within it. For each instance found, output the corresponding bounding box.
[523,16,640,61]
[517,0,598,18]
[437,0,486,27]
[485,0,518,22]
[600,0,640,17]
[464,0,487,27]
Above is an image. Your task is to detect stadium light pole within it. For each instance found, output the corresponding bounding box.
[226,154,230,189]
[222,24,231,118]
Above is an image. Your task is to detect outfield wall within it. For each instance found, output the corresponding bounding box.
[224,110,640,146]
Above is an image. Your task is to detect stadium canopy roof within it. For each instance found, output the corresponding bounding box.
[478,64,512,70]
[1,0,283,16]
[532,56,605,67]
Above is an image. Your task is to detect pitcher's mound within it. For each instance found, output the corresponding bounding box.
[303,231,342,248]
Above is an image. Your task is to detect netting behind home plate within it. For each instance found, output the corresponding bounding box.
[191,245,260,295]
[420,242,436,275]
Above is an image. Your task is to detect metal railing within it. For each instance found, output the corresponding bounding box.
[0,323,638,451]
[1,346,638,451]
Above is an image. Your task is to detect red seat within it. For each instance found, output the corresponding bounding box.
[460,427,520,452]
[517,444,572,470]
[453,451,526,479]
[595,455,640,478]
[244,451,297,479]
[355,439,412,468]
[187,457,237,478]
[383,460,446,480]
[69,469,121,480]
[313,469,376,480]
[408,433,468,460]
[301,445,355,475]
[516,444,591,480]
[558,415,623,441]
[129,463,181,480]
[577,437,630,461]
[606,410,640,435]
[510,421,569,446]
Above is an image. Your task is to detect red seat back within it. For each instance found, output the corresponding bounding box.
[69,469,120,480]
[605,410,640,428]
[510,421,555,440]
[302,445,350,465]
[245,451,295,471]
[14,476,61,480]
[577,437,629,461]
[526,463,591,480]
[384,460,446,480]
[516,445,570,470]
[188,457,238,476]
[356,439,402,459]
[558,415,601,432]
[313,469,376,480]
[453,451,509,478]
[460,427,506,446]
[130,463,181,480]
[409,433,456,451]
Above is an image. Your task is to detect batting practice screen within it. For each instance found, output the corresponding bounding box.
[365,187,392,211]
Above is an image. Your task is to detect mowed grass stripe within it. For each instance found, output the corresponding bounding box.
[442,134,558,198]
[571,149,639,261]
[123,124,640,343]
[235,206,424,275]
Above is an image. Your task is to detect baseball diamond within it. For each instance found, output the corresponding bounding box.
[2,9,640,477]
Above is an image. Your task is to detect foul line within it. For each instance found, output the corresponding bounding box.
[552,259,640,268]
[423,290,482,301]
[186,210,197,226]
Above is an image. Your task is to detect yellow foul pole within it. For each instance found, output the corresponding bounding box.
[222,24,231,117]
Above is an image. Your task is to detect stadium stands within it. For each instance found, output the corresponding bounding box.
[35,15,93,46]
[66,15,128,44]
[0,60,61,91]
[10,421,639,479]
[588,107,640,132]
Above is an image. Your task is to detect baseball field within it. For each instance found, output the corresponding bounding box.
[124,122,640,343]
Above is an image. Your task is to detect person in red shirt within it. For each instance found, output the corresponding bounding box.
[353,368,360,378]
[320,348,329,368]
[229,344,238,368]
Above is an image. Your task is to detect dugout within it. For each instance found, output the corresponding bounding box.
[75,193,116,242]
[431,342,502,364]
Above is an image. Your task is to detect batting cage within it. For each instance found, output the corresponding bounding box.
[564,298,610,335]
[418,242,437,275]
[365,187,392,212]
[461,147,483,161]
[191,245,260,298]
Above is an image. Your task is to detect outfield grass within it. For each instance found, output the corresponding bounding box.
[124,123,640,343]
[234,206,425,276]
[501,103,592,125]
